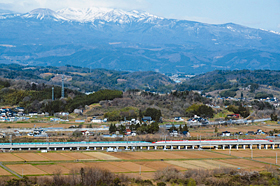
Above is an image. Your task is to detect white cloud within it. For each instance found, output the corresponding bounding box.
[0,0,149,13]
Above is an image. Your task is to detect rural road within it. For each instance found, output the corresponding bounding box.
[0,162,22,178]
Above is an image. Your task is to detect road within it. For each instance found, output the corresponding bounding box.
[162,118,271,128]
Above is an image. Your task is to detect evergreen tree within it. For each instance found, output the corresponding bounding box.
[182,124,189,132]
[169,124,177,132]
[109,124,117,134]
[271,114,278,121]
[144,108,162,122]
[179,125,182,133]
[215,126,218,133]
[139,109,143,121]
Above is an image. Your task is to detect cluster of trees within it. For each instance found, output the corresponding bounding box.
[186,104,214,118]
[135,122,160,135]
[0,80,123,115]
[44,89,123,114]
[169,124,189,133]
[255,92,273,99]
[219,90,237,98]
[105,107,162,122]
[251,100,274,110]
[0,79,10,88]
[271,114,278,121]
[227,105,250,118]
[109,122,160,135]
[144,108,162,122]
[0,81,81,112]
[219,86,239,98]
[104,107,137,121]
[66,90,123,112]
[176,69,280,93]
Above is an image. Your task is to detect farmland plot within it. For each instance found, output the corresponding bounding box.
[35,165,70,174]
[0,167,11,176]
[134,161,185,171]
[109,162,154,172]
[83,152,120,160]
[7,164,46,175]
[0,154,23,162]
[85,162,128,172]
[14,153,49,161]
[61,153,95,160]
[172,151,229,159]
[39,153,74,161]
[59,163,86,170]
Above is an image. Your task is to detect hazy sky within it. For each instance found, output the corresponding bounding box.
[1,0,279,32]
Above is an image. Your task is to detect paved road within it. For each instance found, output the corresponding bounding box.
[0,127,109,133]
[0,162,22,178]
[162,118,271,128]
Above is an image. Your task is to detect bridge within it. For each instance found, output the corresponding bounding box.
[0,139,279,151]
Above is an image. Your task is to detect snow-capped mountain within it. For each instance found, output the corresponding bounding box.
[21,7,162,23]
[0,7,280,74]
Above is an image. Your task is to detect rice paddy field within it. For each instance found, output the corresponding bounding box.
[0,149,280,179]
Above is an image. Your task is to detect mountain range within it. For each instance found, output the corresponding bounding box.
[0,7,280,74]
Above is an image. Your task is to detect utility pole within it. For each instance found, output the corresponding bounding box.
[52,87,54,100]
[46,135,49,150]
[9,135,12,145]
[276,153,278,165]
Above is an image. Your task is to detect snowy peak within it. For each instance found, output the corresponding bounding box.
[23,8,58,20]
[57,7,162,23]
[21,7,162,23]
[29,8,56,15]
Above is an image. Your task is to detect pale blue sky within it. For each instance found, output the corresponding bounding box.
[1,0,279,31]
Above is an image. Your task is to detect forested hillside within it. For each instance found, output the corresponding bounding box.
[2,64,280,98]
[0,78,122,114]
[0,64,174,93]
[177,70,280,93]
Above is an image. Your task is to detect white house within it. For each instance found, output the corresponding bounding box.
[222,131,231,137]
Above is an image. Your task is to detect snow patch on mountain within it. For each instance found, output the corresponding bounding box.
[260,28,280,35]
[21,7,162,23]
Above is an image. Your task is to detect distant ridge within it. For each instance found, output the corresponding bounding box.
[0,7,280,73]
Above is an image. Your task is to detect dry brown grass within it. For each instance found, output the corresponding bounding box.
[14,153,49,161]
[59,163,86,170]
[172,150,229,159]
[83,152,120,160]
[134,161,185,171]
[0,168,11,176]
[39,153,75,161]
[85,162,128,173]
[0,154,23,162]
[217,149,280,158]
[35,165,70,174]
[218,159,270,171]
[254,158,279,164]
[166,160,197,169]
[109,162,154,172]
[61,153,94,160]
[7,164,47,175]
